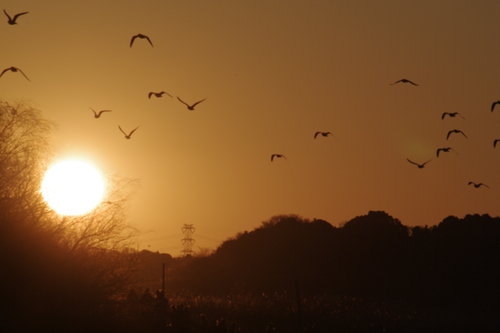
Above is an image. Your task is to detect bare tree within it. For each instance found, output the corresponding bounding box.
[0,100,55,224]
[0,100,140,329]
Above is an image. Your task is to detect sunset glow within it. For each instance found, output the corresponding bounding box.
[41,160,105,216]
[1,0,499,255]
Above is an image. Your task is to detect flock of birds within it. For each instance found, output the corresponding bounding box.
[89,94,207,140]
[1,9,338,163]
[2,9,209,141]
[393,78,499,189]
[2,9,498,191]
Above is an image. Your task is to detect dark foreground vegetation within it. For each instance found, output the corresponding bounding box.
[1,101,500,332]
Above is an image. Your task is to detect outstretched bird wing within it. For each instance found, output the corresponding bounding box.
[177,96,189,106]
[191,98,207,108]
[491,101,500,112]
[0,67,10,78]
[118,126,127,136]
[144,35,154,47]
[314,132,320,139]
[12,11,28,22]
[3,9,11,21]
[128,126,140,137]
[130,35,138,47]
[97,110,111,117]
[17,68,30,81]
[406,158,419,166]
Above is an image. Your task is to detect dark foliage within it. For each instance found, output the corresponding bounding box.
[167,212,500,310]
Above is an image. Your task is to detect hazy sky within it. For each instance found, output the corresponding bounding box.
[2,0,500,255]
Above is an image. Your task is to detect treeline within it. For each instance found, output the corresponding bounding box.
[161,211,500,308]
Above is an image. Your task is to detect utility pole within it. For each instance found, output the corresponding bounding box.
[161,262,165,297]
[181,224,195,256]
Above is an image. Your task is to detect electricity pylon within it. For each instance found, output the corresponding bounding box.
[181,224,195,256]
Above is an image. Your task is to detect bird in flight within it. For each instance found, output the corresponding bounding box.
[148,91,172,99]
[118,125,140,139]
[130,34,153,48]
[177,97,206,110]
[0,66,30,81]
[3,9,28,25]
[494,139,500,148]
[407,158,431,169]
[90,107,111,119]
[436,147,457,157]
[491,101,500,112]
[314,131,336,139]
[391,79,418,86]
[468,182,489,189]
[442,112,464,120]
[446,129,467,140]
[271,154,287,162]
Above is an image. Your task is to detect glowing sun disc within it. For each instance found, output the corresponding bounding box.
[41,160,105,216]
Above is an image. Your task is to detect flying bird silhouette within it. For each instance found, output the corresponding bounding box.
[148,91,172,99]
[177,97,206,110]
[491,101,500,112]
[90,107,111,119]
[391,79,418,86]
[314,131,336,139]
[130,34,153,48]
[494,139,500,148]
[446,129,467,140]
[3,9,28,25]
[271,154,287,162]
[118,125,140,139]
[0,66,30,81]
[407,158,431,169]
[436,147,457,157]
[441,112,464,120]
[468,182,489,188]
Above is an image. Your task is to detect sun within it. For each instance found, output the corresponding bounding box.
[41,160,105,216]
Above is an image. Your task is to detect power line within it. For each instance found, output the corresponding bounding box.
[143,233,184,243]
[195,234,223,243]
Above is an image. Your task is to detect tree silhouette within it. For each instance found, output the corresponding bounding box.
[167,210,500,310]
[0,100,138,332]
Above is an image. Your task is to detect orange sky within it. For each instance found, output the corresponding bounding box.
[2,0,500,255]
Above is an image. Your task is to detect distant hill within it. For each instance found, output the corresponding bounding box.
[164,211,500,307]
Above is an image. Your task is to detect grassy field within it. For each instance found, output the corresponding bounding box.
[106,291,500,332]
